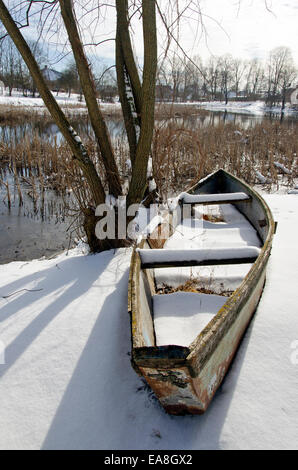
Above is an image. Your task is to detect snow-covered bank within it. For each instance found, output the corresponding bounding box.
[1,91,297,119]
[197,100,298,117]
[0,91,84,109]
[0,195,298,450]
[0,90,120,113]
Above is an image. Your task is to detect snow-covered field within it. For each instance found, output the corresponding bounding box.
[0,90,120,112]
[0,90,84,108]
[0,193,297,450]
[1,90,297,118]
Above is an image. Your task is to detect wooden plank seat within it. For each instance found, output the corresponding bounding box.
[137,246,261,269]
[179,191,251,206]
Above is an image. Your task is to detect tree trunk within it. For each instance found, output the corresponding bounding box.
[281,89,286,114]
[0,0,118,255]
[0,0,107,204]
[116,8,139,166]
[116,0,142,115]
[59,0,122,198]
[0,0,158,250]
[127,0,157,207]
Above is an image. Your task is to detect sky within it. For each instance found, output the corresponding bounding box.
[184,0,298,64]
[104,0,298,62]
[39,0,298,70]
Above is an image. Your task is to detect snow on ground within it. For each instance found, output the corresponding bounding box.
[197,100,298,117]
[0,194,298,450]
[0,90,120,112]
[1,90,297,118]
[0,90,84,108]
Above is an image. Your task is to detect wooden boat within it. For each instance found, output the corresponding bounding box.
[128,169,275,415]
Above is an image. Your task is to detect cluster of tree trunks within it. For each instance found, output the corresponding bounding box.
[0,0,157,251]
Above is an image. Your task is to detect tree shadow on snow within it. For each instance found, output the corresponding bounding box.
[1,247,264,450]
[0,251,113,379]
[41,269,263,451]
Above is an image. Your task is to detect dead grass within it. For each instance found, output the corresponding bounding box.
[156,278,232,297]
[152,118,298,199]
[0,102,124,121]
[0,106,297,234]
[0,106,51,124]
[202,213,225,223]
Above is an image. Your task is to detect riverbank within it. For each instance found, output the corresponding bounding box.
[0,92,297,265]
[196,99,298,117]
[1,90,298,118]
[0,192,297,450]
[1,93,296,247]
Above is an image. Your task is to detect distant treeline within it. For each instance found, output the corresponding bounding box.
[0,36,297,109]
[155,47,297,108]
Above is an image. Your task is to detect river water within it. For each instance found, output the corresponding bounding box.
[0,109,297,264]
[0,171,73,264]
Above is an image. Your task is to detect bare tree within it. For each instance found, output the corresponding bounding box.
[56,61,79,97]
[265,46,296,108]
[158,53,185,102]
[218,54,233,104]
[205,56,219,100]
[0,0,157,251]
[95,64,117,103]
[278,51,297,112]
[232,58,246,98]
[205,56,221,100]
[1,37,18,95]
[182,56,204,101]
[244,58,265,99]
[1,0,288,251]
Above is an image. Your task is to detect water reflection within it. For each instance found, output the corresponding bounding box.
[167,109,298,131]
[1,109,296,146]
[0,116,126,145]
[0,170,74,264]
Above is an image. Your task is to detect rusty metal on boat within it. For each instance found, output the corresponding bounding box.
[128,169,275,415]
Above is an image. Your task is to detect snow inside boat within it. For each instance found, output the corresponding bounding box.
[128,169,275,415]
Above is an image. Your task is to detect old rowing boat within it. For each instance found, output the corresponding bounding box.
[128,169,275,415]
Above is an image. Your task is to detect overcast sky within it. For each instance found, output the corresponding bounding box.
[45,0,298,69]
[184,0,298,63]
[132,1,295,60]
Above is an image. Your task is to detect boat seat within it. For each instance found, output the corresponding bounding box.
[179,191,251,206]
[138,246,261,269]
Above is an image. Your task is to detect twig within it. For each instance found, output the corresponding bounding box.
[1,288,43,299]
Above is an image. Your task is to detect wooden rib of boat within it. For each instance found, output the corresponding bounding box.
[128,169,275,415]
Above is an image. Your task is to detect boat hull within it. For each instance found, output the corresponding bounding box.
[128,169,275,415]
[138,269,266,415]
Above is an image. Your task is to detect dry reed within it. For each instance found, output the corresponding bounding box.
[0,107,297,236]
